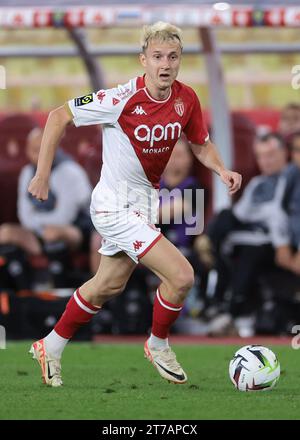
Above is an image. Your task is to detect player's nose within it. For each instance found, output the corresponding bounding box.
[160,57,171,69]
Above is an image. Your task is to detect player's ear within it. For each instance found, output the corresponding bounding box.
[139,52,146,67]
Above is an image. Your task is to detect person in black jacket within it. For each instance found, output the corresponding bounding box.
[195,133,289,335]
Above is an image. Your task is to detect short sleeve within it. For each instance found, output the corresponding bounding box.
[183,91,209,145]
[68,88,125,127]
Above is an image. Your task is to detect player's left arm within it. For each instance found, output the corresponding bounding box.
[190,139,242,195]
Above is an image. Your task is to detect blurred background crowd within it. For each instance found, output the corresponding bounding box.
[1,1,300,340]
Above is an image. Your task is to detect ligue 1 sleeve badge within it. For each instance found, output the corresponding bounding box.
[74,94,93,107]
[174,98,184,117]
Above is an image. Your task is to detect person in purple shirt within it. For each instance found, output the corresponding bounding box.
[159,137,202,250]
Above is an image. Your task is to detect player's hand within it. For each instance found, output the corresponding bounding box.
[219,169,242,195]
[28,175,49,201]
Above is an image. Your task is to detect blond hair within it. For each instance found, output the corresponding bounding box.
[141,21,183,52]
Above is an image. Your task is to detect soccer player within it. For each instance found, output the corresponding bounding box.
[28,22,241,387]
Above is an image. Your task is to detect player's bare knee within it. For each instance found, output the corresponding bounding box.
[0,223,14,242]
[103,283,125,300]
[93,281,127,305]
[170,265,194,300]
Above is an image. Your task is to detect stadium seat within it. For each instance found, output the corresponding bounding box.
[231,111,258,198]
[59,124,102,186]
[0,114,37,224]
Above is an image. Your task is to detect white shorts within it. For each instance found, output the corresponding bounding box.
[91,209,162,264]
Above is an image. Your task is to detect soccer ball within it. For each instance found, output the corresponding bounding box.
[229,345,280,391]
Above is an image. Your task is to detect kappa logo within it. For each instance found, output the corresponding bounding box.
[133,240,145,252]
[96,90,106,103]
[131,105,147,115]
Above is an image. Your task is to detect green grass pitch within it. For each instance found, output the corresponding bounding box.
[0,342,299,420]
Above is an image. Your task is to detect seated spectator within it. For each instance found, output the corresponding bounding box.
[0,128,92,288]
[275,132,300,275]
[278,103,300,142]
[195,133,289,336]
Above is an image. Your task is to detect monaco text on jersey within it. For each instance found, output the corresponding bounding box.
[142,147,170,154]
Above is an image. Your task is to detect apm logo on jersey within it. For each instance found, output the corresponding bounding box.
[74,94,93,107]
[134,123,182,148]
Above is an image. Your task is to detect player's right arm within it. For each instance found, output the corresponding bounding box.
[29,81,132,201]
[28,103,72,201]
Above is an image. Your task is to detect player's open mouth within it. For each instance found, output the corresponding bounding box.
[159,74,170,79]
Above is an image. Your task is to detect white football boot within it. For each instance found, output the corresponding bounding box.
[144,339,187,384]
[29,338,63,387]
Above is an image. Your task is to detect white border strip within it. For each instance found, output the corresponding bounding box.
[74,291,99,314]
[156,289,182,312]
[143,87,172,103]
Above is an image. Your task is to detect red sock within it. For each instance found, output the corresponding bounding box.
[54,289,101,339]
[151,288,183,339]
